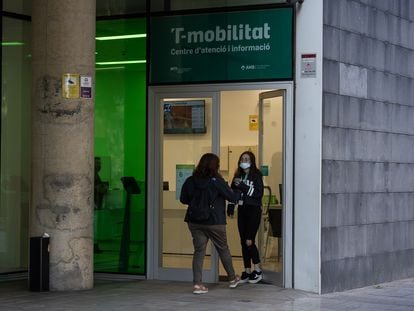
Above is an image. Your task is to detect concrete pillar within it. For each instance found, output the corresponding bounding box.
[31,0,96,290]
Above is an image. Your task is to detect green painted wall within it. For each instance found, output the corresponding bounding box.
[94,18,146,274]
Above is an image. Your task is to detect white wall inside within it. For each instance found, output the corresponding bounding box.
[220,90,261,146]
[162,90,281,189]
[294,0,324,293]
[219,91,283,201]
[162,98,213,192]
[261,96,283,203]
[221,90,261,181]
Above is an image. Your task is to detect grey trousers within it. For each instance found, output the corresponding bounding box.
[188,222,236,284]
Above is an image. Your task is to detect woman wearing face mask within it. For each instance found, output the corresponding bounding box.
[227,151,264,284]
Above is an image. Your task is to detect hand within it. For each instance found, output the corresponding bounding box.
[233,178,242,186]
[235,189,242,201]
[227,204,235,217]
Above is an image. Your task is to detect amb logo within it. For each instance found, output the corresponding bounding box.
[241,65,256,70]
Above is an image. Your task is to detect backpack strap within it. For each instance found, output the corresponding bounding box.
[209,178,219,207]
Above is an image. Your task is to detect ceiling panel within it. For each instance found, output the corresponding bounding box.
[96,0,146,17]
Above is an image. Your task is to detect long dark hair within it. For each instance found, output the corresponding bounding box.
[233,151,262,178]
[193,153,222,178]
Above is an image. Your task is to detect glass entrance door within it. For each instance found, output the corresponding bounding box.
[258,90,285,286]
[148,83,293,287]
[151,90,219,282]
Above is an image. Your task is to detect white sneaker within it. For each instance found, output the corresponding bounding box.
[229,276,241,288]
[193,284,208,294]
[248,270,263,284]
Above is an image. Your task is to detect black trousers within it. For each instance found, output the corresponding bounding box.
[237,206,262,268]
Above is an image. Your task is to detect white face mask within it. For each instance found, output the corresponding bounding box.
[239,162,251,170]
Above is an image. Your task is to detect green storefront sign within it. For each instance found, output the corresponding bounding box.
[150,8,293,84]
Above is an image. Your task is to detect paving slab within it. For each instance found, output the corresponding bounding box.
[1,277,414,311]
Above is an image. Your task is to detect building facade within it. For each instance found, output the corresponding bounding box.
[322,0,414,292]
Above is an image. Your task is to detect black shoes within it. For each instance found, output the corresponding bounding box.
[240,272,251,283]
[248,270,263,284]
[239,270,263,284]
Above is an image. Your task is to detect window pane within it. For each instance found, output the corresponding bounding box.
[151,0,286,12]
[3,0,31,16]
[96,1,146,17]
[94,18,147,274]
[161,97,213,270]
[0,17,31,273]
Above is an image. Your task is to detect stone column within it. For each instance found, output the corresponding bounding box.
[31,0,95,290]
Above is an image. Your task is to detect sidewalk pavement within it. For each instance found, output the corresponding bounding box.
[1,277,414,311]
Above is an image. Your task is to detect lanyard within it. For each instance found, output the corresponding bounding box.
[238,174,248,205]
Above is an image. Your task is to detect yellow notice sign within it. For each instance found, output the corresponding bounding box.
[62,74,80,99]
[249,115,259,131]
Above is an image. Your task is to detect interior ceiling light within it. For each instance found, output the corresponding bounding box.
[96,66,125,71]
[1,41,24,46]
[96,60,146,65]
[96,34,146,41]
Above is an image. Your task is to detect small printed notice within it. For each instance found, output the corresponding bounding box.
[62,74,80,98]
[260,165,269,176]
[176,164,195,200]
[80,76,92,98]
[301,53,317,78]
[249,115,259,131]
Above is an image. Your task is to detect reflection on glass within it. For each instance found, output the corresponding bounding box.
[161,98,213,270]
[93,18,147,274]
[260,95,283,283]
[0,17,31,274]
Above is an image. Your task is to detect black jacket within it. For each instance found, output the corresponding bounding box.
[180,175,240,225]
[231,171,263,208]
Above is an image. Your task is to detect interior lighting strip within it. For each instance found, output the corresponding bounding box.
[96,60,146,65]
[96,34,146,41]
[1,41,24,46]
[95,66,125,71]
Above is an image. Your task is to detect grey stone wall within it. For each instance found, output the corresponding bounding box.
[321,0,414,292]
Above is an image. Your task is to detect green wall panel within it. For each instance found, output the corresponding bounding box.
[94,18,146,275]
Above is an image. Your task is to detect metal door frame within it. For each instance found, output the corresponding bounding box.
[147,82,293,288]
[258,89,292,287]
[147,87,220,282]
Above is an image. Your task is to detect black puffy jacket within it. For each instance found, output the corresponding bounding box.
[180,175,240,225]
[231,171,263,208]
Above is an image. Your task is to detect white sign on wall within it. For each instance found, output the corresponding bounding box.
[176,164,195,200]
[301,53,316,78]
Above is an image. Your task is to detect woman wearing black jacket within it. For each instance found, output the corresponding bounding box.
[228,151,264,284]
[180,153,241,294]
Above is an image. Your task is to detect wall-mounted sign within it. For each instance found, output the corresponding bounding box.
[150,8,293,84]
[176,164,195,200]
[260,165,269,176]
[80,76,92,98]
[301,53,317,78]
[249,115,259,131]
[62,74,80,99]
